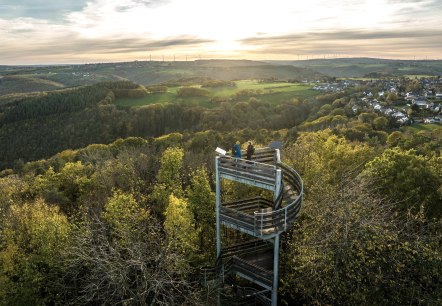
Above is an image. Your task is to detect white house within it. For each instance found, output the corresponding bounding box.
[392,111,406,119]
[413,98,428,108]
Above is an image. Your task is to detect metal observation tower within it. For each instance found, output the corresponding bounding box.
[202,147,304,305]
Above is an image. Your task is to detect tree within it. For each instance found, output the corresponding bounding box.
[0,199,70,305]
[63,191,203,305]
[386,92,398,103]
[285,130,375,194]
[156,147,184,194]
[33,162,94,214]
[102,189,150,240]
[150,147,184,215]
[358,112,377,124]
[362,148,441,219]
[164,194,199,259]
[373,116,388,130]
[387,131,403,147]
[281,177,442,305]
[406,79,422,92]
[187,167,216,260]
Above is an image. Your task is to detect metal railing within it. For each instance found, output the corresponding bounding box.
[218,155,303,239]
[253,162,303,237]
[218,156,278,189]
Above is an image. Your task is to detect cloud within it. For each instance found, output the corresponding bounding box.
[0,29,214,64]
[238,29,442,59]
[1,0,442,63]
[0,0,89,20]
[116,0,170,12]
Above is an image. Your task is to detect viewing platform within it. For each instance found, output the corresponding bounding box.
[203,146,303,306]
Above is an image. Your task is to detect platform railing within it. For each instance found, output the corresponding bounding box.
[217,155,302,238]
[218,156,278,190]
[254,162,303,237]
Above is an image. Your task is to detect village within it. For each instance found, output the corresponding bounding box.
[312,76,442,126]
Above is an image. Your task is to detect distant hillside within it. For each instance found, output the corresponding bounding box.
[67,60,325,85]
[0,75,64,95]
[0,60,325,96]
[267,58,442,77]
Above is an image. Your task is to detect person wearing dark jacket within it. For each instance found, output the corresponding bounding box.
[246,141,255,161]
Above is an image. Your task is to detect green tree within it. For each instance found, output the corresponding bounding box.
[373,116,388,130]
[102,189,150,240]
[387,131,403,147]
[164,194,199,259]
[386,92,398,102]
[0,199,70,305]
[33,162,93,214]
[157,147,184,193]
[187,167,216,260]
[281,177,442,305]
[358,112,377,124]
[362,148,441,219]
[150,147,184,214]
[286,130,375,194]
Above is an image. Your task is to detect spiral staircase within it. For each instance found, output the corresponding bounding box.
[201,147,303,306]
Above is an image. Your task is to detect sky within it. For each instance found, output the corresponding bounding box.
[1,0,442,65]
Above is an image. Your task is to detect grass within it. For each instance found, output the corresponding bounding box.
[116,92,176,107]
[401,124,441,132]
[115,80,316,108]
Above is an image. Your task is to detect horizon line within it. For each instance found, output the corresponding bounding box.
[1,56,442,67]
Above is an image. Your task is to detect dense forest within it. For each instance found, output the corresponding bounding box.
[0,63,441,305]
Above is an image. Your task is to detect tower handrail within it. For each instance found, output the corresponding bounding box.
[253,162,303,236]
[218,155,277,173]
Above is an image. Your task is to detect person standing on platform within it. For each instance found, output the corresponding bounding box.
[246,141,255,161]
[232,141,242,163]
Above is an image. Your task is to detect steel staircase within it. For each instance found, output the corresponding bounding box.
[201,147,303,306]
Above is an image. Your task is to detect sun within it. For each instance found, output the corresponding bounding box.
[205,39,258,57]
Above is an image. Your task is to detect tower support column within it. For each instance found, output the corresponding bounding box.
[215,156,221,259]
[272,234,280,306]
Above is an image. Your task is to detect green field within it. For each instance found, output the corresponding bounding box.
[115,80,317,108]
[401,123,441,132]
[116,92,177,107]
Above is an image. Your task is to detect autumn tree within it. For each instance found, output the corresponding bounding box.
[373,116,388,130]
[150,147,184,215]
[164,194,199,260]
[362,147,441,219]
[285,130,375,195]
[281,177,442,305]
[63,190,202,305]
[0,199,70,306]
[187,167,216,260]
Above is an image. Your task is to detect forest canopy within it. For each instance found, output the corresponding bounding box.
[0,73,441,305]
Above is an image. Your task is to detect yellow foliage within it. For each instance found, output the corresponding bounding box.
[164,194,199,256]
[0,199,70,305]
[102,189,150,235]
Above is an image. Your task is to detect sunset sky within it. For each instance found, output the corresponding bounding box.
[1,0,442,65]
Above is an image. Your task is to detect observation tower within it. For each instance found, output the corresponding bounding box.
[202,147,303,305]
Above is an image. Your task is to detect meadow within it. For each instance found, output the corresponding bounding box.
[115,80,317,108]
[401,123,441,132]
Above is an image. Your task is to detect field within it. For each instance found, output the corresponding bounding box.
[115,80,317,108]
[401,123,441,132]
